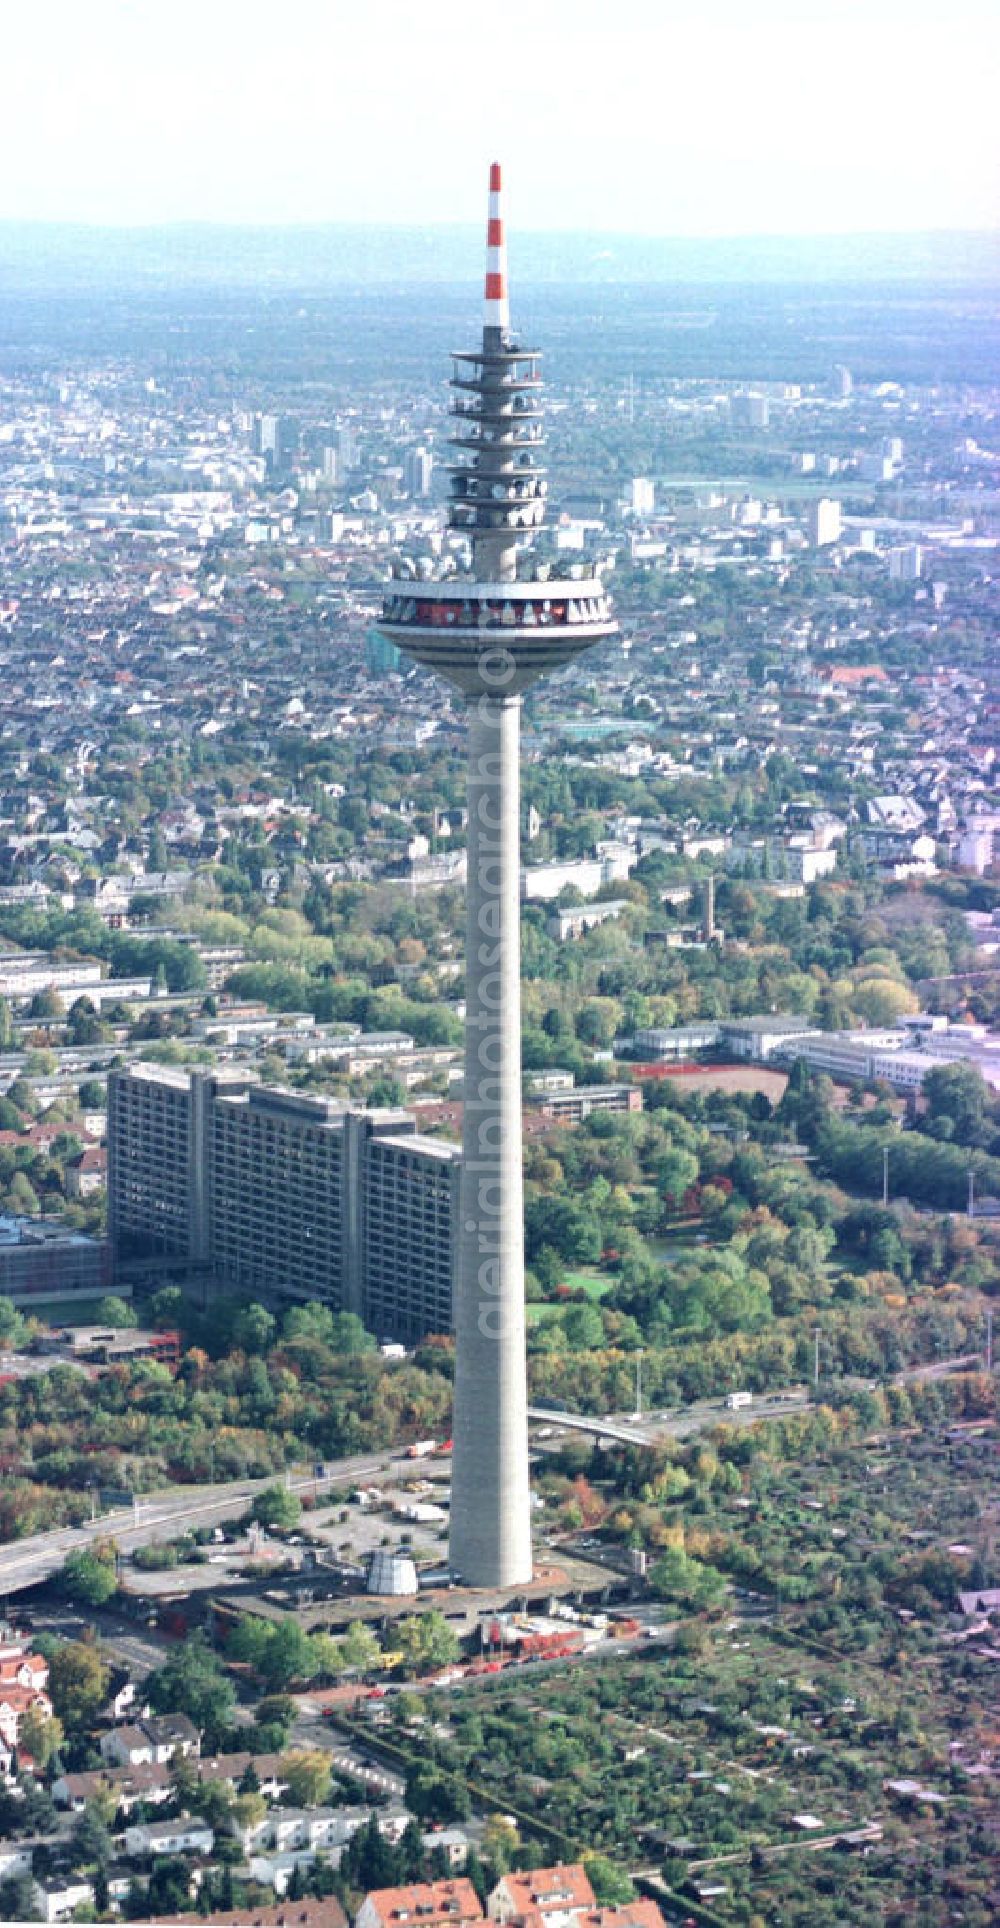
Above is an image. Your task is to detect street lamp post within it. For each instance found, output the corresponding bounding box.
[634,1348,644,1423]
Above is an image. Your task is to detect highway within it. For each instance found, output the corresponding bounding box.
[529,1389,813,1449]
[528,1406,653,1445]
[0,1354,983,1600]
[531,1354,987,1452]
[0,1452,394,1600]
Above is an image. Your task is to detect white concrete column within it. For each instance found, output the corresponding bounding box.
[448,691,532,1587]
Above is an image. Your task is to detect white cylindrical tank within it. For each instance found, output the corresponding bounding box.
[367,1551,419,1596]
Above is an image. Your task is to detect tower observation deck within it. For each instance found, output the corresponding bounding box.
[376,164,617,1589]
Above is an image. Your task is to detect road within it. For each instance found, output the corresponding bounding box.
[532,1354,986,1452]
[532,1389,813,1449]
[0,1353,983,1599]
[0,1452,394,1599]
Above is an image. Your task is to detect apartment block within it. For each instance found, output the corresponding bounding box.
[107,1066,459,1340]
[528,1084,643,1126]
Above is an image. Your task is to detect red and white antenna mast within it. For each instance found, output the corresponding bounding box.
[484,160,510,338]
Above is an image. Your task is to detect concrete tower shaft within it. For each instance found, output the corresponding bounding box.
[376,164,617,1589]
[451,693,532,1585]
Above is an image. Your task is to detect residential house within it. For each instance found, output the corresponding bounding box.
[357,1878,485,1928]
[0,1633,50,1695]
[100,1666,139,1724]
[0,1681,55,1753]
[249,1850,321,1896]
[53,1762,174,1814]
[958,1588,1000,1617]
[67,1146,107,1198]
[0,1841,32,1880]
[148,1904,347,1928]
[124,1816,215,1857]
[574,1909,665,1928]
[420,1827,470,1870]
[32,1874,96,1923]
[488,1867,596,1928]
[54,1748,291,1815]
[100,1712,199,1767]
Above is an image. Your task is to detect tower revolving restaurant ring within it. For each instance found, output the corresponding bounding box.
[379,578,617,696]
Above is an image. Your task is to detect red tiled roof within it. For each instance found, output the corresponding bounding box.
[491,1869,596,1920]
[0,1683,51,1710]
[364,1880,484,1925]
[147,1904,348,1928]
[574,1907,665,1928]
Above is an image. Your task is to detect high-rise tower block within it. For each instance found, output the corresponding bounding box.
[377,164,617,1587]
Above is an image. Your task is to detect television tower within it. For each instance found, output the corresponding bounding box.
[377,164,617,1587]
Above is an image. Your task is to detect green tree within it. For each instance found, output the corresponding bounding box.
[230,1789,266,1839]
[61,1548,118,1609]
[340,1621,382,1674]
[583,1855,635,1904]
[93,1295,137,1329]
[29,986,66,1021]
[254,1694,298,1732]
[482,1814,519,1874]
[233,1303,277,1356]
[47,1642,110,1735]
[147,1855,192,1916]
[344,1809,400,1888]
[8,1171,40,1217]
[395,1612,460,1679]
[923,1061,989,1145]
[282,1749,332,1807]
[19,1707,64,1770]
[227,1616,273,1672]
[563,1304,605,1351]
[649,1545,727,1610]
[251,1485,302,1532]
[0,1297,26,1348]
[525,1196,602,1265]
[331,1311,377,1354]
[146,1634,235,1747]
[70,1803,113,1872]
[259,1618,315,1691]
[66,997,105,1046]
[404,1762,470,1824]
[0,1874,37,1921]
[149,1285,185,1329]
[655,1147,700,1211]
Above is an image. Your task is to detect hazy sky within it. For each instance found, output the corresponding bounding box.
[5,0,998,235]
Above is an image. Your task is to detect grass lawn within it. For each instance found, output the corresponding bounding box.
[26,1296,133,1327]
[559,1269,611,1300]
[526,1266,611,1326]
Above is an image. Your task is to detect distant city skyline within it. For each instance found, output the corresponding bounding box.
[6,0,999,237]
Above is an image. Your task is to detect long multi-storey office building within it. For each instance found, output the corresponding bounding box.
[107,1064,460,1341]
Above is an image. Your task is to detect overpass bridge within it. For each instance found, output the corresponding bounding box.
[528,1407,654,1447]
